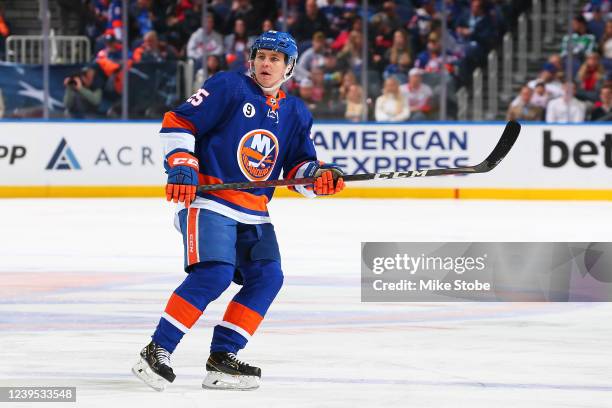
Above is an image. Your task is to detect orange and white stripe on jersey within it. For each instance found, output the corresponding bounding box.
[160,112,197,154]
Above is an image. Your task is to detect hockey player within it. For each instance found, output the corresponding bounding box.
[132,30,345,391]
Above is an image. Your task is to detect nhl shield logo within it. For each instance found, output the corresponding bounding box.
[237,129,279,181]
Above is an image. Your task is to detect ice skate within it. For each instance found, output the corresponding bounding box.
[202,352,261,390]
[132,341,176,391]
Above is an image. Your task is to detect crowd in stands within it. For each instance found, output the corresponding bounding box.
[506,0,612,122]
[46,0,531,119]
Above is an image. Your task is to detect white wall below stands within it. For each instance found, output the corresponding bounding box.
[1,121,611,199]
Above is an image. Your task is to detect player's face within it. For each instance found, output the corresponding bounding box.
[254,49,287,89]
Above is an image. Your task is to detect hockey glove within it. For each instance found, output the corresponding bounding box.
[304,162,345,196]
[165,150,199,207]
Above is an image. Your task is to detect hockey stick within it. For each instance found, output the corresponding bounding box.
[197,120,521,192]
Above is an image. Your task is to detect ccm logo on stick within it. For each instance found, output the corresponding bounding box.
[0,145,26,164]
[375,170,429,179]
[543,130,612,168]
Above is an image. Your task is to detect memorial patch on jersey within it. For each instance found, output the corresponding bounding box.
[237,129,279,181]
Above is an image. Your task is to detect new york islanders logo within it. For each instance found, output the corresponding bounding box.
[237,129,279,181]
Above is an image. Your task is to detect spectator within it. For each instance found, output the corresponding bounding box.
[375,77,410,122]
[131,0,154,38]
[547,54,565,82]
[291,0,330,43]
[370,17,394,72]
[372,1,403,32]
[408,0,437,54]
[96,34,131,96]
[383,52,412,84]
[104,0,124,40]
[225,0,257,36]
[193,54,224,92]
[576,52,605,101]
[546,82,587,123]
[299,66,344,119]
[295,32,327,81]
[590,85,612,120]
[600,21,612,60]
[560,16,597,61]
[331,15,361,52]
[133,31,178,63]
[344,84,365,122]
[82,0,108,47]
[319,0,344,38]
[384,29,412,68]
[96,32,124,62]
[457,0,495,52]
[506,86,543,121]
[587,6,606,40]
[224,18,254,70]
[339,70,357,100]
[400,68,433,120]
[187,14,224,61]
[530,82,550,110]
[0,6,10,60]
[527,63,564,99]
[414,33,457,74]
[443,0,467,31]
[63,66,103,118]
[583,0,612,20]
[163,0,203,52]
[322,50,343,89]
[299,77,318,110]
[310,67,326,102]
[337,30,364,72]
[298,77,329,117]
[261,18,275,33]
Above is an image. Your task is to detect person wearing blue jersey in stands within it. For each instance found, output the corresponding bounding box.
[132,30,345,391]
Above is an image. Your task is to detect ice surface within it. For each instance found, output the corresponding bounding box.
[1,198,611,408]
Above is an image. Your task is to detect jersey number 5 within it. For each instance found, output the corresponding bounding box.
[187,89,210,106]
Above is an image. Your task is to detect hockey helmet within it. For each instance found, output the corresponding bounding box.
[250,31,298,81]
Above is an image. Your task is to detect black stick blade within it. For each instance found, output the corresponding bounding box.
[475,120,521,172]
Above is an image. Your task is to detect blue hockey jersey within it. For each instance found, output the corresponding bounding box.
[159,71,317,224]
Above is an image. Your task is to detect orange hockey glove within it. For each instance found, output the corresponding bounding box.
[164,150,199,207]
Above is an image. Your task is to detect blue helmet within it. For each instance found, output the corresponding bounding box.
[250,31,298,81]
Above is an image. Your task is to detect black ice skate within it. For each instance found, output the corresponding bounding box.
[131,341,176,391]
[202,352,261,390]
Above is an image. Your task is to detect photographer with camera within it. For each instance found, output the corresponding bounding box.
[63,66,103,118]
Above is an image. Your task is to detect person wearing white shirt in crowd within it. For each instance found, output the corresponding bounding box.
[294,31,327,81]
[399,68,433,120]
[375,76,410,122]
[528,63,564,99]
[530,82,550,109]
[545,82,587,123]
[187,15,224,61]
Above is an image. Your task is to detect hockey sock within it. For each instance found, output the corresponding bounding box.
[152,261,234,352]
[211,260,283,353]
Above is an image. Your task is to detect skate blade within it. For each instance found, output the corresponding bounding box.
[202,371,260,391]
[132,358,167,392]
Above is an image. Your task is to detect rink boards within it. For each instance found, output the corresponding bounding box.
[0,121,610,200]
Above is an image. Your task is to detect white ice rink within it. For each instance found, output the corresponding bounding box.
[1,197,611,408]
